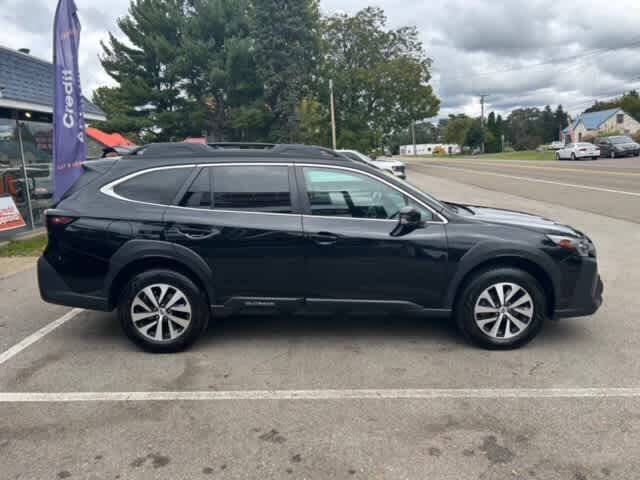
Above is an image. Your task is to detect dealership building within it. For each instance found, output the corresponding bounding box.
[0,45,106,238]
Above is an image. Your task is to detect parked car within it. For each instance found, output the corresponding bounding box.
[337,149,406,179]
[555,143,600,160]
[596,136,640,158]
[39,142,603,352]
[549,141,565,150]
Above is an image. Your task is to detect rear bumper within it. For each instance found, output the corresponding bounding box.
[38,256,111,311]
[555,269,603,319]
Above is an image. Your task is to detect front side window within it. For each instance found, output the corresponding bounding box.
[212,165,292,214]
[302,167,434,221]
[113,167,192,205]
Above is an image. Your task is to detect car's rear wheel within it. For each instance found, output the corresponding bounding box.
[118,269,209,353]
[455,268,545,349]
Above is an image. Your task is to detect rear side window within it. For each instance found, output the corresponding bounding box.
[212,165,292,214]
[179,168,211,208]
[114,167,192,205]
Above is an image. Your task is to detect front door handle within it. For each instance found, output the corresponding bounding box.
[176,226,220,240]
[310,231,339,246]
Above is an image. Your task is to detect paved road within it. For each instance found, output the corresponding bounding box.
[1,168,640,479]
[401,155,640,223]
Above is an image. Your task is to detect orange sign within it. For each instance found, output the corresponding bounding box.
[0,196,27,232]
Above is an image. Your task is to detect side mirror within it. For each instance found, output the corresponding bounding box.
[398,206,421,226]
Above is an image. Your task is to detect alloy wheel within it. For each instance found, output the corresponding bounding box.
[473,282,534,339]
[130,283,192,342]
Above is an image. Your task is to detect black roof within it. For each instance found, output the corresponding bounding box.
[126,142,345,160]
[0,45,105,118]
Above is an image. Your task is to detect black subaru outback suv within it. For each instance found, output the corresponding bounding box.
[38,142,603,352]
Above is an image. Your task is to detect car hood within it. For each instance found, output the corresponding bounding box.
[450,203,581,237]
[371,160,404,168]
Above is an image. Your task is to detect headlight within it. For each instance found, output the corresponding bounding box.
[547,235,594,257]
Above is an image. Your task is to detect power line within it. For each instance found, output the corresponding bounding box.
[435,36,640,81]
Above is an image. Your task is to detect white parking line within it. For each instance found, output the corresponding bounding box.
[423,164,640,197]
[0,309,83,367]
[2,388,640,402]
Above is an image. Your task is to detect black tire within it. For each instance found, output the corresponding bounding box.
[454,267,546,350]
[118,269,210,353]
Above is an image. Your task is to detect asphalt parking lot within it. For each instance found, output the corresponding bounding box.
[1,160,640,479]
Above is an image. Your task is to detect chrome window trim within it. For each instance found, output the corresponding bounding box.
[99,161,448,224]
[297,163,448,224]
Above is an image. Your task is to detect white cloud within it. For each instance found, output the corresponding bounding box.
[1,0,639,118]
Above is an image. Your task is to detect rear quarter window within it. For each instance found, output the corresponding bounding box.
[113,167,193,205]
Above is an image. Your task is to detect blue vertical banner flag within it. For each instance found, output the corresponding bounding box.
[53,0,86,202]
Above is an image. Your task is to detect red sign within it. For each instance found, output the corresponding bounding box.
[0,196,27,232]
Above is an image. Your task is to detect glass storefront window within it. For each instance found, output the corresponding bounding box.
[0,116,31,232]
[19,119,54,227]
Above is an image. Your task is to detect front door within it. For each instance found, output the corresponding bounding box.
[297,165,449,309]
[164,164,305,304]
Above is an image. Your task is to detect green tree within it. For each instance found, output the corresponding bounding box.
[180,0,267,140]
[91,86,150,144]
[253,0,320,141]
[486,112,503,153]
[99,0,197,142]
[554,105,568,140]
[465,119,484,149]
[444,114,473,148]
[320,7,439,151]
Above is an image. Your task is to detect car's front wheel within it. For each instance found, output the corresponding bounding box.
[118,269,210,353]
[455,268,545,349]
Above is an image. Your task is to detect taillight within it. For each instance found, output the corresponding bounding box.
[47,215,76,228]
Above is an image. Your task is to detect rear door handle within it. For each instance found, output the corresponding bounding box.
[176,226,220,240]
[310,231,339,246]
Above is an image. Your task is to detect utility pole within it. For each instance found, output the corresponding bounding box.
[329,79,337,150]
[411,122,417,156]
[479,94,489,153]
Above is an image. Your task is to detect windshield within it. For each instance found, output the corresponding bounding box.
[610,136,633,144]
[392,175,447,211]
[341,151,370,165]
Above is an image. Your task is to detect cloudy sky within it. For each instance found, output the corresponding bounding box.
[2,0,640,120]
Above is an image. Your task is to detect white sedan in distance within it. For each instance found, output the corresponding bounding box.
[338,149,407,179]
[555,142,600,161]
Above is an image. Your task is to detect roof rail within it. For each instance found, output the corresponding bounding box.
[123,141,344,159]
[209,142,276,150]
[126,142,215,157]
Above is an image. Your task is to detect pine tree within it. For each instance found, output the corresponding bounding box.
[99,0,196,142]
[253,0,320,141]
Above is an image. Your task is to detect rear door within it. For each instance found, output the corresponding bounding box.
[164,163,305,304]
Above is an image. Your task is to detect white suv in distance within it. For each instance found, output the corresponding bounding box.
[338,149,407,179]
[555,142,600,161]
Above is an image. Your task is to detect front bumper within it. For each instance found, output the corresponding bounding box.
[38,256,111,311]
[555,262,603,319]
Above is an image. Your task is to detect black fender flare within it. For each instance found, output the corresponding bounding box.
[104,240,215,307]
[444,241,561,310]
